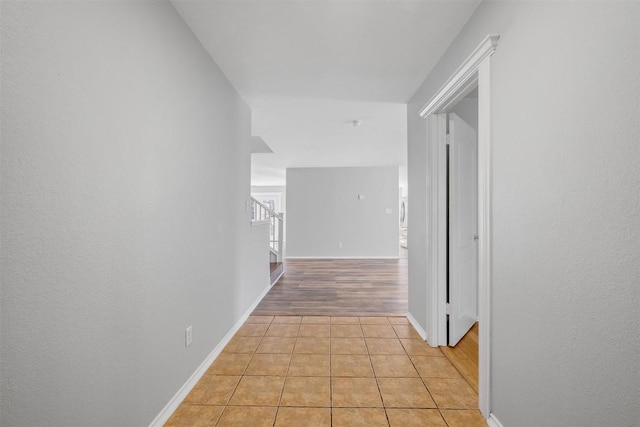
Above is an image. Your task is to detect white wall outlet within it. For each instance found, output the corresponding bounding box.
[338,242,343,248]
[385,208,393,214]
[185,325,192,347]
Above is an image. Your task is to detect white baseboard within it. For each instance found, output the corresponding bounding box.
[148,284,271,427]
[271,270,284,286]
[285,256,400,260]
[406,312,428,341]
[487,413,504,427]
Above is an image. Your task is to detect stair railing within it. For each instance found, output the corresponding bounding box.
[250,197,284,262]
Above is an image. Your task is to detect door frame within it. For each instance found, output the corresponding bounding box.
[419,34,499,418]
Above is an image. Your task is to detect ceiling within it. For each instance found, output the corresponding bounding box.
[172,0,480,187]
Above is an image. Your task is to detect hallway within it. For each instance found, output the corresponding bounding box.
[166,315,485,426]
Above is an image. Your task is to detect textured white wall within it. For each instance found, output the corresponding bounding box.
[0,1,268,425]
[408,1,639,425]
[236,223,271,317]
[287,167,399,258]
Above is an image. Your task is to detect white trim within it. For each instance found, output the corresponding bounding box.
[149,284,271,427]
[427,114,448,347]
[270,269,284,286]
[477,53,493,418]
[285,256,400,260]
[251,192,283,213]
[487,413,505,427]
[436,113,448,346]
[419,34,499,118]
[251,220,270,226]
[406,312,428,342]
[420,34,499,419]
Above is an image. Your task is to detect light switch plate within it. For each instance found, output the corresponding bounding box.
[185,326,192,347]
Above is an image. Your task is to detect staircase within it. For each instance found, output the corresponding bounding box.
[270,261,284,287]
[251,197,284,286]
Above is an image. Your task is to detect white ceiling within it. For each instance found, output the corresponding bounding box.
[172,0,480,187]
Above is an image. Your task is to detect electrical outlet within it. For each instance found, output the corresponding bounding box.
[185,326,192,347]
[338,242,343,248]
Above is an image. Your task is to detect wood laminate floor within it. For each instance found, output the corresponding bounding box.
[441,323,479,392]
[253,259,408,317]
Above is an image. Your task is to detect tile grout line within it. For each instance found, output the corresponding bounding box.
[375,317,393,427]
[393,317,449,426]
[329,316,333,426]
[360,317,391,426]
[274,316,301,426]
[215,315,273,426]
[439,407,454,427]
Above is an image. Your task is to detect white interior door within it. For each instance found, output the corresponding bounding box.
[448,113,478,346]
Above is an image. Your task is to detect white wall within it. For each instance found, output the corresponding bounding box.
[0,1,268,425]
[287,167,399,258]
[452,98,478,132]
[237,223,271,316]
[408,1,639,426]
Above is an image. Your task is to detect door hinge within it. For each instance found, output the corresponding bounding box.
[445,134,451,145]
[446,303,451,315]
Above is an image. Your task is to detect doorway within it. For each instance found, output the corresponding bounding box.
[418,34,499,418]
[442,94,480,393]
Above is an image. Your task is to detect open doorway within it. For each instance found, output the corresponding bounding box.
[441,90,480,393]
[418,34,499,419]
[446,93,478,347]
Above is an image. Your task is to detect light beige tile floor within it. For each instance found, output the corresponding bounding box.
[165,315,486,426]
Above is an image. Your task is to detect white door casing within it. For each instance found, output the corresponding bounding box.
[418,34,499,418]
[448,113,478,346]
